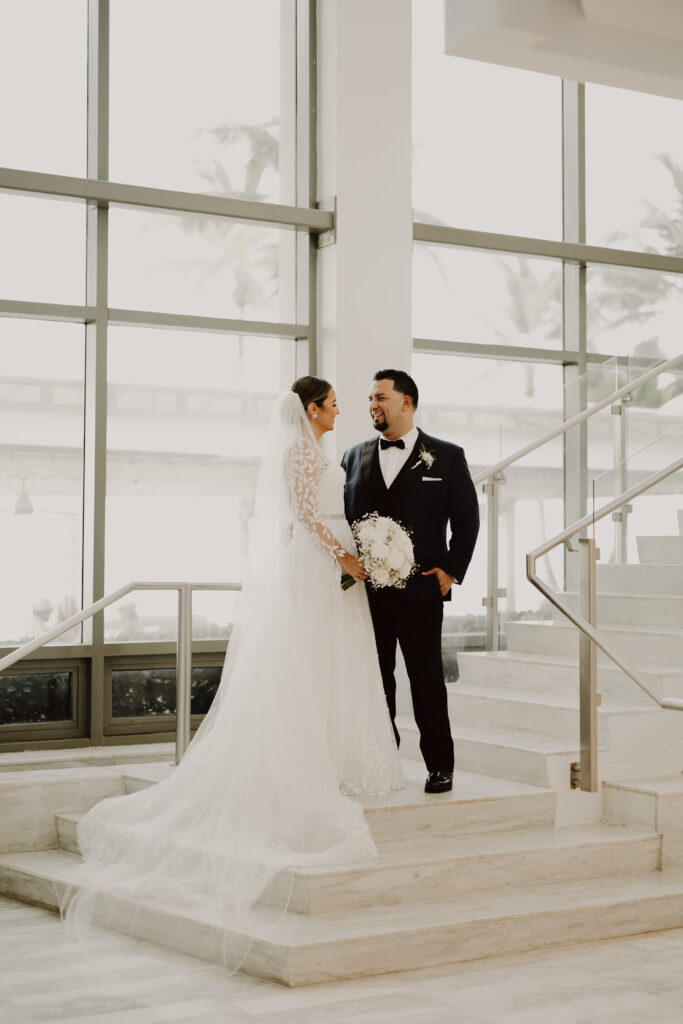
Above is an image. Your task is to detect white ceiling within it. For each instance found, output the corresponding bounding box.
[444,0,683,98]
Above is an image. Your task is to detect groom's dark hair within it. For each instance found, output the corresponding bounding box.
[374,369,419,410]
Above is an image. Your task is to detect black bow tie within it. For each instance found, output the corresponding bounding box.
[380,438,406,450]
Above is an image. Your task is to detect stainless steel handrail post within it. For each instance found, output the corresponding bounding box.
[483,473,506,651]
[528,455,683,791]
[611,396,632,563]
[175,584,193,766]
[577,537,600,792]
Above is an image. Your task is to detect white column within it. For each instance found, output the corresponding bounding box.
[317,0,413,456]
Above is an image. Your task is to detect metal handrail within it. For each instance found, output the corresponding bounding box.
[527,455,683,791]
[0,581,242,764]
[473,352,683,650]
[472,352,682,487]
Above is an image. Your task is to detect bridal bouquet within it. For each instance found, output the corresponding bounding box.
[341,513,416,591]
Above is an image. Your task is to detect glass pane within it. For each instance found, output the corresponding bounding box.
[0,671,72,725]
[111,666,222,719]
[586,84,683,256]
[0,319,84,645]
[0,194,86,305]
[0,1,86,176]
[412,0,562,238]
[587,264,683,360]
[105,327,295,637]
[110,0,294,203]
[414,244,562,348]
[109,206,294,322]
[415,352,564,666]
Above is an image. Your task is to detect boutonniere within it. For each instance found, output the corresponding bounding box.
[411,444,436,471]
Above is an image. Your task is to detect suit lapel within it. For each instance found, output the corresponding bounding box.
[360,438,379,490]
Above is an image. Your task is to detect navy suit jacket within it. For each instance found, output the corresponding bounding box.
[341,429,480,603]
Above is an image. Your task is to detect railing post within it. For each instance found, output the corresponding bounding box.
[577,537,601,792]
[483,473,507,652]
[611,397,632,563]
[175,584,193,765]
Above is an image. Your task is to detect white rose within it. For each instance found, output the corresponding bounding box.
[399,558,413,578]
[373,567,391,587]
[371,541,389,561]
[388,548,405,570]
[357,524,375,545]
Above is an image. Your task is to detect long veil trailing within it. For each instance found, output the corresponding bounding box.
[62,391,395,966]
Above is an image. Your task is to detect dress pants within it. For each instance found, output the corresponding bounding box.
[367,589,454,774]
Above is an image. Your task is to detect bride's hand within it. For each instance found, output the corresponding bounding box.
[337,551,368,582]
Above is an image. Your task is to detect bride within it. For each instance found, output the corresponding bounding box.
[63,376,403,949]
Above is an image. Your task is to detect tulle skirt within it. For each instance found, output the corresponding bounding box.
[62,518,403,959]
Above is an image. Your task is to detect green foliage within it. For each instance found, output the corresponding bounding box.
[111,666,222,719]
[0,673,71,725]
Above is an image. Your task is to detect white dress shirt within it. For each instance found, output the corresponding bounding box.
[378,425,419,489]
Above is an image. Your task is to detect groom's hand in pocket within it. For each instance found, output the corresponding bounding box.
[422,567,456,597]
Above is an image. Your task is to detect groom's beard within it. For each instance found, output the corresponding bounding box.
[372,415,389,432]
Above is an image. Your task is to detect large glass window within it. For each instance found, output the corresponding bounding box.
[0,319,84,645]
[412,0,562,238]
[109,0,294,203]
[415,353,564,628]
[109,207,295,322]
[104,327,295,639]
[0,194,86,306]
[586,84,683,256]
[0,1,87,176]
[587,264,683,360]
[414,245,562,348]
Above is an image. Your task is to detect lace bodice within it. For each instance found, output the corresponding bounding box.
[286,438,346,561]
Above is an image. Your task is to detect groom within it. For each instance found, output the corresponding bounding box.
[342,370,480,793]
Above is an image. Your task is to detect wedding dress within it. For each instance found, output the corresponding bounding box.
[62,391,403,956]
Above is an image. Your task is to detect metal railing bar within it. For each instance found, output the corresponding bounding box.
[527,569,683,713]
[473,353,683,486]
[0,580,241,764]
[527,456,683,718]
[528,456,683,562]
[0,167,334,232]
[413,222,683,276]
[0,580,243,674]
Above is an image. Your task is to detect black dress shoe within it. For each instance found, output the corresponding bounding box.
[425,771,453,794]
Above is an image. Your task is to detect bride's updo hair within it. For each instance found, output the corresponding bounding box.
[291,375,332,412]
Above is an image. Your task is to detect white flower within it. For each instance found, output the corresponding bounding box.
[399,559,412,578]
[373,567,391,587]
[371,541,389,561]
[411,444,436,471]
[388,548,405,570]
[357,524,375,544]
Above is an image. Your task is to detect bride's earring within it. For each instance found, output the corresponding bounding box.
[312,412,318,420]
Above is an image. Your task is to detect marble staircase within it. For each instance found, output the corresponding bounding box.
[2,760,683,985]
[0,519,682,983]
[407,517,683,802]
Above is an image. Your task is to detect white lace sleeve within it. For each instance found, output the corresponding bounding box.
[287,438,346,562]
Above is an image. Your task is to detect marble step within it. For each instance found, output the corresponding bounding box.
[54,813,660,912]
[457,650,680,705]
[3,849,683,985]
[596,562,683,596]
[679,509,683,536]
[551,591,683,630]
[446,685,652,744]
[637,536,683,565]
[505,620,683,668]
[396,715,575,788]
[52,762,557,853]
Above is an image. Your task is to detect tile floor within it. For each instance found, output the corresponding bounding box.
[2,895,683,1023]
